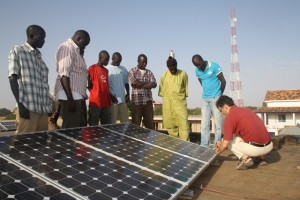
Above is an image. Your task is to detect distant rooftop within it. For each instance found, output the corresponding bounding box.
[264,89,300,101]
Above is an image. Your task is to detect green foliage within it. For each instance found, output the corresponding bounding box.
[0,108,12,117]
[188,107,201,115]
[5,113,16,120]
[154,105,162,115]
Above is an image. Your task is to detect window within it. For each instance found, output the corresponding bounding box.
[278,114,286,123]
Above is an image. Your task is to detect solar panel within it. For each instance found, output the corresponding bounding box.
[0,121,16,132]
[0,123,216,199]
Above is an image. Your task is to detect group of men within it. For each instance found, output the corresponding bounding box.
[8,24,273,170]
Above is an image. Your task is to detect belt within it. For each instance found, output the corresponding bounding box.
[248,140,272,147]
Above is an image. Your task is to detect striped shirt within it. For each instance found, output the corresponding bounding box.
[128,67,156,105]
[8,43,52,114]
[54,38,87,99]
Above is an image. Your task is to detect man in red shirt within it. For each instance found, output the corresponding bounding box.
[215,95,273,170]
[88,50,115,125]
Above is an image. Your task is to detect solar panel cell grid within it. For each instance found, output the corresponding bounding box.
[0,123,216,199]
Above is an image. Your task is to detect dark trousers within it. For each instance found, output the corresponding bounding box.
[88,105,111,126]
[59,99,87,129]
[131,101,154,129]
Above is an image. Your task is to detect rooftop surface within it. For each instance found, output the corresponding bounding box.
[1,126,299,200]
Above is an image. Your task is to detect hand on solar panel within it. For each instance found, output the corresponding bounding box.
[18,102,30,119]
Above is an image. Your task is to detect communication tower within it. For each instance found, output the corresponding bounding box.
[230,8,244,107]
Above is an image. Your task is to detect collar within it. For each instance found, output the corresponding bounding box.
[24,42,35,52]
[68,38,80,50]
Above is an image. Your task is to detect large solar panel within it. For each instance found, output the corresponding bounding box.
[0,123,216,199]
[0,121,16,132]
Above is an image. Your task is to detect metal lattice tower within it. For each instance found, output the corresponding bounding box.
[230,8,244,107]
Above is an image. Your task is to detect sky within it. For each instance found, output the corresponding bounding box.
[0,0,299,110]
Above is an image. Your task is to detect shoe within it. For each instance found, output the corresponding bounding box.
[258,160,268,166]
[253,156,268,166]
[211,159,221,167]
[236,157,254,170]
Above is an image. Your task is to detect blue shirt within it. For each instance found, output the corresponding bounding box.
[107,64,128,103]
[195,61,222,98]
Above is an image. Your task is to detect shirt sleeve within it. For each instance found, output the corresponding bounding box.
[56,45,73,77]
[128,68,135,84]
[8,47,20,77]
[122,67,129,84]
[214,63,222,76]
[184,72,188,97]
[158,73,164,97]
[148,70,157,83]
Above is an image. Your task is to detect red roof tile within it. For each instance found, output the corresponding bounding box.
[264,90,300,101]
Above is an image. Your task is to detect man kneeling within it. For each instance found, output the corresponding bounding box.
[215,95,273,170]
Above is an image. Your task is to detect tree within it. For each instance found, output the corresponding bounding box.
[188,107,201,115]
[0,108,12,117]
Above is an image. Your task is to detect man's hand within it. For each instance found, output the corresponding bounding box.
[215,141,222,155]
[110,94,118,104]
[49,112,59,124]
[125,94,130,103]
[18,102,30,119]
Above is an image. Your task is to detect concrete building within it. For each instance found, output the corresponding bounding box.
[255,89,300,135]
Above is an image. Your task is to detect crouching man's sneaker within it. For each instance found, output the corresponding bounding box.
[236,157,253,170]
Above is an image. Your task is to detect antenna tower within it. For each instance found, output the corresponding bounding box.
[230,8,244,107]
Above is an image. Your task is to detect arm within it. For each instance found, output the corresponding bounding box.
[185,73,188,97]
[142,81,157,89]
[217,72,226,94]
[215,140,230,155]
[61,76,76,112]
[198,78,202,86]
[49,101,60,124]
[9,75,30,119]
[125,83,130,102]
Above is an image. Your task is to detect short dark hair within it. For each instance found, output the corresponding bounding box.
[216,95,235,108]
[166,56,177,66]
[138,54,147,61]
[26,25,45,37]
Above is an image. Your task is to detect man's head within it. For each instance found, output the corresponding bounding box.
[137,54,147,70]
[26,25,46,49]
[166,56,177,75]
[192,54,206,71]
[98,50,110,66]
[111,52,122,66]
[72,30,90,54]
[216,95,235,115]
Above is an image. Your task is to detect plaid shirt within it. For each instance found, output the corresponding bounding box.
[128,67,156,105]
[8,43,52,114]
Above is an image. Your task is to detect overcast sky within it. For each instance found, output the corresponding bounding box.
[1,0,299,110]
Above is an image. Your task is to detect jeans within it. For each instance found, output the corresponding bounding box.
[201,96,223,147]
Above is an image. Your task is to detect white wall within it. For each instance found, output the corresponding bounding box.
[266,101,300,107]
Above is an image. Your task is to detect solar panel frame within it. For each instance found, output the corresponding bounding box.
[0,121,16,131]
[0,123,216,199]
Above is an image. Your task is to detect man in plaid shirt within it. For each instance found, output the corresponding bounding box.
[128,54,157,129]
[8,25,52,133]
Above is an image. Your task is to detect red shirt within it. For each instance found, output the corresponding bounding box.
[88,64,111,107]
[223,106,271,144]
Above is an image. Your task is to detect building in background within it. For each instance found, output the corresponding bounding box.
[255,90,300,135]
